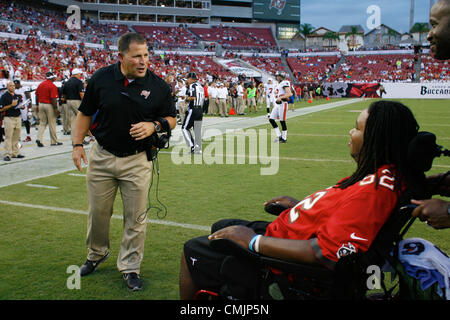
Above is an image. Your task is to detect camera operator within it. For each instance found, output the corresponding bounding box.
[72,33,176,291]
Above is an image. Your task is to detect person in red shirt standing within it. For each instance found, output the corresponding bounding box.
[179,100,427,299]
[295,85,302,102]
[35,71,62,147]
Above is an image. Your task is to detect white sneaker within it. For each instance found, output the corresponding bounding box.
[193,145,202,154]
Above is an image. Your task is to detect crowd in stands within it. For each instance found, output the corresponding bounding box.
[149,53,234,82]
[242,57,284,76]
[287,55,340,83]
[133,26,199,49]
[0,0,447,87]
[0,0,130,46]
[0,37,116,81]
[420,54,450,82]
[190,25,277,51]
[328,54,416,83]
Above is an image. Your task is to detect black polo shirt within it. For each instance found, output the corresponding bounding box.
[63,76,84,100]
[79,62,176,154]
[0,91,21,117]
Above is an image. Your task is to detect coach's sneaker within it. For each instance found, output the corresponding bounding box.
[123,272,142,291]
[79,251,111,276]
[36,140,44,147]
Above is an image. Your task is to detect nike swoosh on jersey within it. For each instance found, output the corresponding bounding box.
[350,233,368,241]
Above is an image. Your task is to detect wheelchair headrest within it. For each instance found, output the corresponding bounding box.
[407,131,447,173]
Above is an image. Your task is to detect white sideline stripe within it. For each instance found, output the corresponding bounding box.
[26,184,59,189]
[158,150,353,163]
[68,173,86,177]
[215,132,348,138]
[0,200,210,232]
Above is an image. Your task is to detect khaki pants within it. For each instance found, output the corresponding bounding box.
[217,98,227,117]
[67,100,81,142]
[61,103,70,133]
[86,142,152,274]
[236,96,245,114]
[37,103,58,144]
[3,116,21,157]
[177,100,187,124]
[208,98,218,115]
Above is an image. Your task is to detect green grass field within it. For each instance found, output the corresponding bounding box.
[0,98,449,300]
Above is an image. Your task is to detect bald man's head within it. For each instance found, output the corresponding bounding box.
[428,0,450,59]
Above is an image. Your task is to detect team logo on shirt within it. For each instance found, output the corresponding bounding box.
[401,241,425,256]
[336,242,356,259]
[140,90,151,99]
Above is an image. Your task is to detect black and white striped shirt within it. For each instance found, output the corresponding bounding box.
[187,82,205,108]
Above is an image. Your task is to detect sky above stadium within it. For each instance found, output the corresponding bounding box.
[301,0,432,34]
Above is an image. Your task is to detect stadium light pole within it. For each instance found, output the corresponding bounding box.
[410,0,415,32]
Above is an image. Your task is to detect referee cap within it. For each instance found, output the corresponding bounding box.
[186,72,197,80]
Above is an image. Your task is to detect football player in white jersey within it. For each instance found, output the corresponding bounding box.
[269,71,292,143]
[264,78,277,117]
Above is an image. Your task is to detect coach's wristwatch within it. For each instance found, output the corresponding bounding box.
[152,121,161,133]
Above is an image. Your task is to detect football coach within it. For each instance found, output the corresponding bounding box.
[72,32,176,291]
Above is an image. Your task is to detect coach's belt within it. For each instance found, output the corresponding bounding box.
[102,145,146,157]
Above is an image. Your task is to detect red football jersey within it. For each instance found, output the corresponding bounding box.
[265,165,400,269]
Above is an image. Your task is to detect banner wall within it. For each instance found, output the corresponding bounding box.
[323,82,450,99]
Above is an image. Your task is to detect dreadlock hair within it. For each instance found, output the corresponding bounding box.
[338,100,419,192]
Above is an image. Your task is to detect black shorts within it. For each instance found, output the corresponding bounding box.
[183,219,269,291]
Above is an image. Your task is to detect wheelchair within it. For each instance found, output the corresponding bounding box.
[195,132,449,300]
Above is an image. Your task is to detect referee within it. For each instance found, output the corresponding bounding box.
[72,33,176,291]
[182,72,204,154]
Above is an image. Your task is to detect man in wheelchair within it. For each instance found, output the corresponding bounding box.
[179,100,442,300]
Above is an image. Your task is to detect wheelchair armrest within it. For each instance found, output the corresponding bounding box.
[210,238,334,279]
[260,256,333,279]
[210,238,261,262]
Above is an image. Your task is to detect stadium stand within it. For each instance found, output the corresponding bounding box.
[328,53,416,82]
[133,25,199,49]
[189,25,277,51]
[0,0,445,86]
[287,55,341,83]
[420,54,450,82]
[242,56,284,76]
